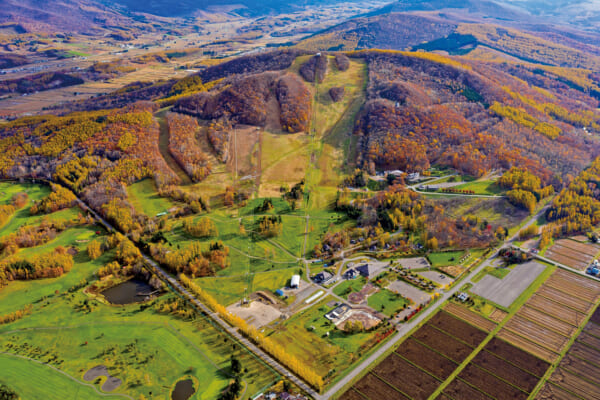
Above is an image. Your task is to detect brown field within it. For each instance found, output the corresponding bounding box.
[458,364,529,400]
[543,250,588,270]
[435,395,454,400]
[497,329,559,363]
[483,338,550,377]
[444,303,497,332]
[395,338,458,380]
[471,350,541,393]
[549,368,600,400]
[412,324,474,363]
[372,354,441,400]
[504,315,570,352]
[340,389,367,400]
[583,321,600,338]
[545,270,600,302]
[569,341,600,366]
[527,294,587,326]
[518,306,577,336]
[443,379,493,400]
[555,239,600,256]
[427,311,488,347]
[537,285,592,313]
[353,373,410,400]
[559,354,600,385]
[489,308,508,323]
[536,382,585,400]
[577,331,600,351]
[591,306,600,325]
[438,265,465,277]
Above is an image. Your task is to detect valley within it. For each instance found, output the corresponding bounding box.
[1,1,600,400]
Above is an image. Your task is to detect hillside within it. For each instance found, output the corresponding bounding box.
[352,50,600,182]
[0,0,150,34]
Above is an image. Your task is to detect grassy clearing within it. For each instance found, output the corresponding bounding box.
[259,130,309,198]
[0,354,124,400]
[265,296,381,378]
[195,267,300,305]
[427,251,466,267]
[471,266,511,283]
[453,179,504,195]
[333,277,367,298]
[367,289,409,314]
[126,178,175,217]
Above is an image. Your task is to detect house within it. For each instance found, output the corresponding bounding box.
[355,263,375,278]
[325,303,351,321]
[407,172,420,181]
[313,271,333,283]
[290,275,300,289]
[344,269,358,280]
[457,292,470,302]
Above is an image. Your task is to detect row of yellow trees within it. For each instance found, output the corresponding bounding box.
[179,274,325,392]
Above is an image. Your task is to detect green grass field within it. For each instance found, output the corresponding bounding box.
[195,267,300,305]
[0,354,125,400]
[0,183,279,400]
[453,179,504,195]
[427,251,466,267]
[126,178,175,217]
[367,289,409,314]
[265,296,381,380]
[333,277,367,298]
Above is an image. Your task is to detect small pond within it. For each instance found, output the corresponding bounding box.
[172,379,195,400]
[101,279,155,305]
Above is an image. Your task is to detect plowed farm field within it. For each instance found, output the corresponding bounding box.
[342,311,486,400]
[536,304,600,400]
[545,239,600,271]
[426,311,488,347]
[395,338,458,380]
[471,350,541,393]
[444,303,497,332]
[527,294,587,326]
[458,364,529,400]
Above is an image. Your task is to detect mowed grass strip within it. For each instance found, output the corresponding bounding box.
[126,178,175,217]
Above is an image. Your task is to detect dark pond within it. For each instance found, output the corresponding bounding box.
[101,279,154,305]
[172,379,195,400]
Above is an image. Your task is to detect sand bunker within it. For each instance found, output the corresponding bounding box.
[83,365,122,392]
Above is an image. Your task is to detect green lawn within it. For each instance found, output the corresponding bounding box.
[333,277,367,298]
[453,179,504,195]
[126,179,175,217]
[0,354,125,400]
[367,289,409,314]
[472,266,511,283]
[265,296,382,379]
[427,251,466,267]
[195,267,300,305]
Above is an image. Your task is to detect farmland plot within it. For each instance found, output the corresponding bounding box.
[442,379,493,400]
[483,338,550,377]
[458,364,529,400]
[412,324,474,363]
[395,338,458,380]
[426,311,488,347]
[471,350,541,393]
[372,354,440,400]
[444,303,497,332]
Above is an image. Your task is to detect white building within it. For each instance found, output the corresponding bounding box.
[290,275,300,289]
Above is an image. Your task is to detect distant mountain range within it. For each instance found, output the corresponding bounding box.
[1,0,598,36]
